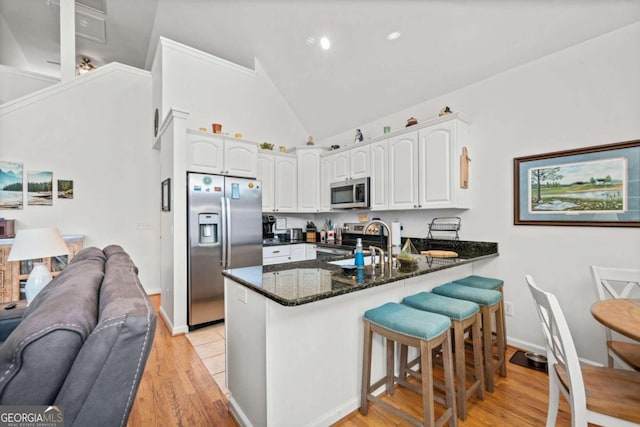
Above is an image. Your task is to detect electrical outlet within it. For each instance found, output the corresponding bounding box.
[136,223,152,231]
[505,301,514,316]
[237,287,247,304]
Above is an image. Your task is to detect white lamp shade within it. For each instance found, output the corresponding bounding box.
[7,228,69,261]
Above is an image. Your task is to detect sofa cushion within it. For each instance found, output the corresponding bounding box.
[0,256,104,404]
[55,247,156,427]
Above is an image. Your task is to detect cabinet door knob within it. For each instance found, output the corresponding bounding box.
[414,205,417,208]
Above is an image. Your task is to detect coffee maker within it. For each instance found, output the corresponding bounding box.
[262,215,276,238]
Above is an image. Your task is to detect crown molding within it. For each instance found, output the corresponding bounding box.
[159,37,255,77]
[0,65,60,84]
[0,62,150,117]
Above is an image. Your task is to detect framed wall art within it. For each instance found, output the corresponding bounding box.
[0,160,23,209]
[27,171,53,206]
[514,139,640,227]
[161,178,171,212]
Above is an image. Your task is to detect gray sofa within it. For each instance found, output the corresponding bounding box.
[0,245,156,427]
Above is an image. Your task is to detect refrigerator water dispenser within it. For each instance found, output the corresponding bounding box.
[198,213,219,244]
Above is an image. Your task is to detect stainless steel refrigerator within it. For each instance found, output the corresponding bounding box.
[187,173,262,327]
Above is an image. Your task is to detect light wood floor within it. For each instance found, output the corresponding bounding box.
[128,295,587,426]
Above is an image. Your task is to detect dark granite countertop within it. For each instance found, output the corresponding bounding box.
[225,239,498,306]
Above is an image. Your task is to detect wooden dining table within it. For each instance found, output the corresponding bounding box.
[591,298,640,341]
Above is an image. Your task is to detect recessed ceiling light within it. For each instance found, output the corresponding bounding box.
[387,31,401,41]
[320,37,331,50]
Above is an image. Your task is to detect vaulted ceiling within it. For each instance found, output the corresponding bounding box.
[1,0,640,138]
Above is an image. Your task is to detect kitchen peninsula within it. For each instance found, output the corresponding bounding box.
[223,240,498,427]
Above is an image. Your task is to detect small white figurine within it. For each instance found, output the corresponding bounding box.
[354,129,364,143]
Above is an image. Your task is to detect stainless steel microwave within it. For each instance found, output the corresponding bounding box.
[330,177,370,209]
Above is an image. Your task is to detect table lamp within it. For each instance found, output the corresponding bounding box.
[7,228,69,304]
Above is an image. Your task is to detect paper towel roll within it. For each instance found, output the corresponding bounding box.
[391,221,401,255]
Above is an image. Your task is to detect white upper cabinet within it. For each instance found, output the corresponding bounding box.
[297,149,321,212]
[350,145,370,179]
[388,132,419,209]
[187,132,257,178]
[274,155,298,212]
[188,135,224,173]
[225,142,258,177]
[386,116,471,210]
[319,155,333,212]
[257,153,275,211]
[329,145,370,182]
[257,152,297,212]
[370,140,389,211]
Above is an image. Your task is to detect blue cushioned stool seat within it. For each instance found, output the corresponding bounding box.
[403,292,479,321]
[453,275,504,291]
[432,283,501,307]
[364,302,450,340]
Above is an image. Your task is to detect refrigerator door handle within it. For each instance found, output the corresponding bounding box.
[225,197,232,267]
[221,197,227,267]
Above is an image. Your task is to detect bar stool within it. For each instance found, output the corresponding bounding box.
[402,292,484,420]
[452,275,507,378]
[432,283,505,392]
[361,302,457,427]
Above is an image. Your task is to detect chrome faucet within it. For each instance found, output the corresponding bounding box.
[369,245,385,275]
[363,220,393,273]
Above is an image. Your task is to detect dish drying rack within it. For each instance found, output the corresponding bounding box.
[427,217,461,240]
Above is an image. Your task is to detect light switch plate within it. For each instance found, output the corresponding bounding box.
[237,287,247,304]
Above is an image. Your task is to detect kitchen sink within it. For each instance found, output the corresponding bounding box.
[329,256,387,266]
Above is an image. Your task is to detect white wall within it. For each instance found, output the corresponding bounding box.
[0,65,58,104]
[0,64,160,294]
[157,37,308,147]
[318,23,640,364]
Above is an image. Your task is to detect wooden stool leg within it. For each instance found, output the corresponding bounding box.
[481,306,494,392]
[453,321,467,420]
[471,313,485,401]
[360,320,372,415]
[420,339,436,427]
[386,337,395,395]
[399,343,408,381]
[441,329,458,427]
[496,304,507,378]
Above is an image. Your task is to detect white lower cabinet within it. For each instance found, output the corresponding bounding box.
[262,245,292,265]
[290,244,306,262]
[305,244,317,260]
[263,244,316,265]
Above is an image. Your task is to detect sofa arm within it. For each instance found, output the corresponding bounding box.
[0,306,26,343]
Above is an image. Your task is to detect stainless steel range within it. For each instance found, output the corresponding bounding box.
[340,222,387,248]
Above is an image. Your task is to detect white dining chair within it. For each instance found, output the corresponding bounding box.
[525,274,640,427]
[591,265,640,371]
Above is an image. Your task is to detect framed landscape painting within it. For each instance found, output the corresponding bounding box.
[514,140,640,227]
[0,161,23,209]
[27,171,53,206]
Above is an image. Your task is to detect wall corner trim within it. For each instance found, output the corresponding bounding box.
[153,107,191,150]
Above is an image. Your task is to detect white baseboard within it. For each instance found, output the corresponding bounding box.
[228,396,253,427]
[508,336,602,367]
